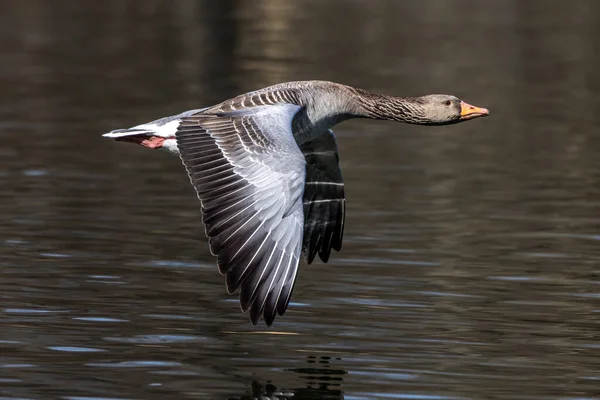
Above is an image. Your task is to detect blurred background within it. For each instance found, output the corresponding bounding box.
[1,0,599,399]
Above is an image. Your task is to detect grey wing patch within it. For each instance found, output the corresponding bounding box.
[146,107,210,126]
[300,129,345,264]
[175,104,306,326]
[213,89,300,113]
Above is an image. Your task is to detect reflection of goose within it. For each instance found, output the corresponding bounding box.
[103,80,489,325]
[235,355,346,400]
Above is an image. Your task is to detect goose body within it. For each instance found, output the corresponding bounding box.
[103,80,489,325]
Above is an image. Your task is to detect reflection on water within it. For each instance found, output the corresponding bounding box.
[1,0,600,399]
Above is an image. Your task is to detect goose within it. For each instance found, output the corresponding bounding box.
[103,80,489,326]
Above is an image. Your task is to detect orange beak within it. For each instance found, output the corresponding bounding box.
[459,101,490,120]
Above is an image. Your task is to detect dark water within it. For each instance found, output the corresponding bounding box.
[2,1,600,399]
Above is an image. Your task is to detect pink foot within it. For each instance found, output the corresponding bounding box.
[140,136,166,149]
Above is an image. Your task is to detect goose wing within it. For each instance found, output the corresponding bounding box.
[300,130,345,263]
[176,104,306,326]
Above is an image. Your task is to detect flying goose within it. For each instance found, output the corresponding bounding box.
[103,80,489,326]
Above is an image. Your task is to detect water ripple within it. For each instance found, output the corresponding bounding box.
[103,334,205,344]
[73,317,127,322]
[86,361,182,368]
[48,346,105,353]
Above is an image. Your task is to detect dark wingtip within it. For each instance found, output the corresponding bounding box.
[240,289,252,313]
[306,250,317,264]
[263,312,277,326]
[225,272,239,295]
[264,303,277,326]
[319,248,331,263]
[249,314,259,326]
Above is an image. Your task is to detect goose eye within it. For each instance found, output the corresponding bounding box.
[444,100,452,106]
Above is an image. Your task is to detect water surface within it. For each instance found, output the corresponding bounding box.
[1,1,599,399]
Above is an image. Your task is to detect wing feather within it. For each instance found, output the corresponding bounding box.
[176,105,306,326]
[300,130,346,264]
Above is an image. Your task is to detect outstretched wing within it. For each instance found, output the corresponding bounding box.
[176,104,306,326]
[300,129,345,264]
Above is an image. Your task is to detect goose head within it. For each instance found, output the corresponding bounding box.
[413,94,490,125]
